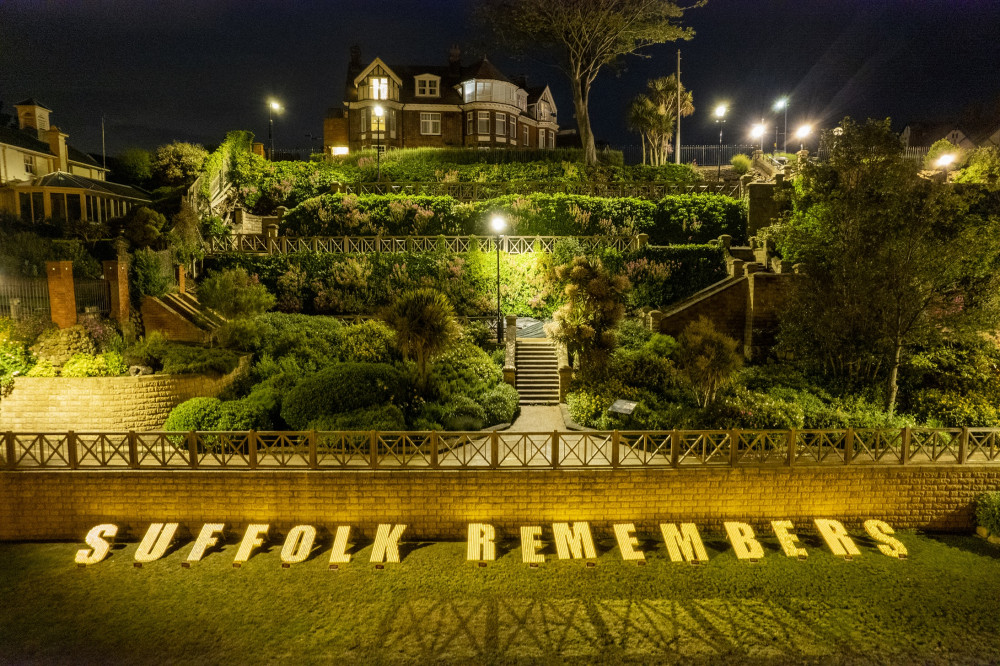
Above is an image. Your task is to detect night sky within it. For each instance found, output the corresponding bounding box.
[2,0,998,156]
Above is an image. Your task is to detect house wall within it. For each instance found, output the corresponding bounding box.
[400,110,463,147]
[0,144,53,184]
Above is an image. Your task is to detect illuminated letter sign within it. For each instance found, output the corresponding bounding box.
[135,523,179,563]
[552,522,596,560]
[815,519,861,558]
[329,526,352,564]
[613,523,644,562]
[467,523,496,561]
[233,524,269,563]
[75,524,118,565]
[771,520,807,558]
[724,521,765,560]
[659,523,708,562]
[370,524,406,563]
[187,523,226,562]
[864,519,908,559]
[520,526,545,564]
[280,525,316,564]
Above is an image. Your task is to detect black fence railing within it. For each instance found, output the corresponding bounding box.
[0,276,49,320]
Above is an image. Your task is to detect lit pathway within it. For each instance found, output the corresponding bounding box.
[507,405,565,432]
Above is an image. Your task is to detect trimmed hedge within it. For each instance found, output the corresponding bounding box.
[280,363,407,430]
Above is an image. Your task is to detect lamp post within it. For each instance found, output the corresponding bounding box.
[751,123,766,153]
[267,99,282,161]
[774,97,788,153]
[795,124,812,152]
[936,153,956,183]
[373,105,384,182]
[491,215,506,344]
[714,105,727,181]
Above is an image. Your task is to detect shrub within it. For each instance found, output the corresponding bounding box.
[164,397,223,431]
[0,340,35,395]
[340,319,396,363]
[159,345,240,375]
[653,194,748,245]
[280,363,406,430]
[216,398,273,431]
[382,288,460,393]
[123,331,170,369]
[480,383,520,426]
[443,395,487,431]
[429,342,502,401]
[616,319,653,350]
[30,326,97,366]
[214,313,344,371]
[699,388,804,429]
[131,248,173,299]
[730,154,753,176]
[25,360,57,377]
[675,317,743,407]
[77,315,124,353]
[976,492,1000,535]
[909,389,1000,427]
[60,352,128,377]
[198,268,275,318]
[309,404,406,432]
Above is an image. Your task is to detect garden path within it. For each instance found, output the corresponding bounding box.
[508,405,565,432]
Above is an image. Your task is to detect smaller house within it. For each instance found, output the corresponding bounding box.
[900,122,976,150]
[0,98,150,222]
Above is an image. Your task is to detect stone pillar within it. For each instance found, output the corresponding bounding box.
[102,260,130,325]
[648,310,663,332]
[718,234,732,251]
[728,258,745,278]
[266,224,279,239]
[176,264,186,295]
[635,233,649,249]
[46,261,76,329]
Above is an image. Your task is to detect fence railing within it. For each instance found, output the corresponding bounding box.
[74,279,111,315]
[4,428,999,471]
[208,234,640,256]
[338,181,741,201]
[0,277,49,320]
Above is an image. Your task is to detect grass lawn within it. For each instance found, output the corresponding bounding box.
[0,531,998,664]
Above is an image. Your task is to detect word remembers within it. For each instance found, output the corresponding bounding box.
[73,519,908,567]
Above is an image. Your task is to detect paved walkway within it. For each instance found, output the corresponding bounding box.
[508,405,565,432]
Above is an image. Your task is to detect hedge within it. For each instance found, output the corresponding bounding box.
[280,363,407,430]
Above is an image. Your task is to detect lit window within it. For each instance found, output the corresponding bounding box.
[420,112,442,135]
[496,113,506,136]
[478,111,490,135]
[476,81,492,101]
[369,77,389,100]
[370,109,384,132]
[464,82,474,103]
[24,154,36,175]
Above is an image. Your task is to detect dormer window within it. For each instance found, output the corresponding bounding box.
[415,75,440,98]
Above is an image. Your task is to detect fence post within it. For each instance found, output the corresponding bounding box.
[370,430,378,469]
[67,431,78,469]
[248,430,258,469]
[729,429,740,466]
[309,430,318,469]
[5,431,15,470]
[959,427,968,464]
[430,431,439,469]
[127,430,138,468]
[900,427,911,465]
[844,427,854,464]
[611,430,620,467]
[551,431,560,469]
[787,429,796,466]
[491,431,499,468]
[187,431,199,469]
[670,430,680,467]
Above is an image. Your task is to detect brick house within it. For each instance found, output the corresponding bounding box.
[324,47,559,156]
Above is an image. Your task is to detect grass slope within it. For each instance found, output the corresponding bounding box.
[0,533,998,664]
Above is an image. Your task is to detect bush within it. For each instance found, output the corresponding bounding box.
[309,404,407,431]
[198,268,276,318]
[131,248,173,299]
[30,326,97,366]
[730,154,753,176]
[25,360,57,377]
[480,383,520,426]
[159,344,240,375]
[909,389,1000,427]
[340,319,396,363]
[976,492,1000,535]
[216,398,273,431]
[0,340,35,395]
[60,352,128,377]
[652,194,748,245]
[675,317,743,407]
[214,313,345,371]
[164,397,223,431]
[122,331,169,369]
[442,395,487,431]
[429,342,502,401]
[280,363,407,430]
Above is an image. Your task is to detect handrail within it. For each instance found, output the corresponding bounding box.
[3,427,996,471]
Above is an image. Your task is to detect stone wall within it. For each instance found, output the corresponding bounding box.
[140,295,207,343]
[0,358,246,431]
[659,276,749,342]
[1,465,997,541]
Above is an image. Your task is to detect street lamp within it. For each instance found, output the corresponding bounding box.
[773,97,789,153]
[795,124,812,151]
[936,153,956,182]
[714,105,727,181]
[267,99,282,161]
[751,123,766,152]
[491,215,506,344]
[373,105,384,182]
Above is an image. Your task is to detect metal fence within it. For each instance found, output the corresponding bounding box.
[209,234,640,256]
[0,277,49,320]
[4,428,999,471]
[74,279,111,315]
[338,181,740,201]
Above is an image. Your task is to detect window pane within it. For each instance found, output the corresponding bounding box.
[478,111,490,134]
[31,192,44,220]
[50,193,66,220]
[67,194,82,221]
[496,113,506,136]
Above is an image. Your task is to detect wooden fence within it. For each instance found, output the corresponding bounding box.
[3,428,999,471]
[208,234,640,256]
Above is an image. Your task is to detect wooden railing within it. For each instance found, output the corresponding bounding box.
[337,181,741,201]
[208,234,640,256]
[3,428,999,471]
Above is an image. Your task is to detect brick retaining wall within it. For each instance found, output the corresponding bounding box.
[0,358,247,431]
[2,464,997,541]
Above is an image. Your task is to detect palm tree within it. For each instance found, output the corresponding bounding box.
[382,288,460,393]
[627,75,694,165]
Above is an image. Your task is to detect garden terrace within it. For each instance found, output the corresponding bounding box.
[5,427,999,471]
[336,180,742,202]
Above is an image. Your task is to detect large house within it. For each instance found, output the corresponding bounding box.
[0,98,150,222]
[324,47,559,156]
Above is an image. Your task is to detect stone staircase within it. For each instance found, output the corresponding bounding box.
[515,339,560,405]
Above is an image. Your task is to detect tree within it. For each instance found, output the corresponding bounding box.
[924,138,967,171]
[546,254,629,375]
[115,206,167,248]
[627,75,694,165]
[481,0,696,165]
[675,317,742,407]
[382,288,460,393]
[167,207,204,266]
[198,268,276,319]
[151,141,208,187]
[777,117,1000,412]
[955,146,1000,189]
[115,147,153,185]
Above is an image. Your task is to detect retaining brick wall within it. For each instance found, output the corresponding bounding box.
[0,358,247,431]
[1,465,997,541]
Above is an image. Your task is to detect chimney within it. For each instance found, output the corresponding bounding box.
[45,126,69,172]
[350,44,362,67]
[449,44,462,74]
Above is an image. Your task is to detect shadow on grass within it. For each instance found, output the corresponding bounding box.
[923,532,1000,559]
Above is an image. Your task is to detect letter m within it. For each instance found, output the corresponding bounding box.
[660,523,708,562]
[552,522,596,560]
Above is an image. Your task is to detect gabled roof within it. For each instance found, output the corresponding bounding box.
[353,57,403,87]
[7,171,151,202]
[0,125,52,154]
[14,98,51,110]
